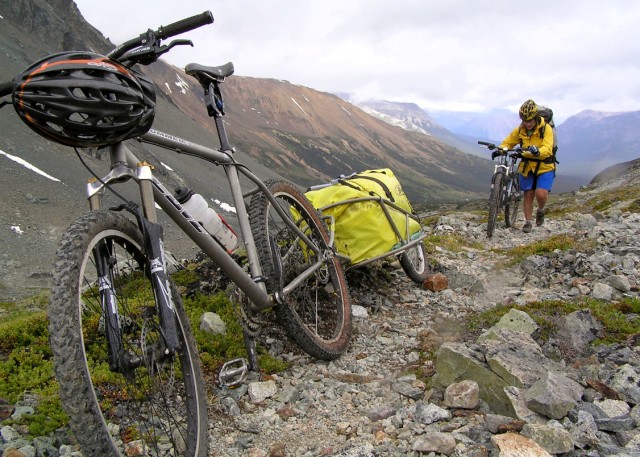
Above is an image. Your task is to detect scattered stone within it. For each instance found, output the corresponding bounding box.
[411,431,456,455]
[248,380,278,404]
[491,432,552,456]
[444,380,480,409]
[521,423,574,454]
[423,272,448,291]
[493,308,539,334]
[524,371,584,419]
[199,312,226,335]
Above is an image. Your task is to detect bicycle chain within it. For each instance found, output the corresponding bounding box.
[227,283,262,338]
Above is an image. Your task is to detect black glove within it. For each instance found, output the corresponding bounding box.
[487,143,496,150]
[527,145,539,157]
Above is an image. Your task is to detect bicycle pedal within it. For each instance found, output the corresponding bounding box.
[218,357,249,388]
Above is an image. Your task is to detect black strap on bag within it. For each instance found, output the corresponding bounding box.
[339,172,395,202]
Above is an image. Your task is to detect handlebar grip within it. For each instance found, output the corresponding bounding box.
[156,11,213,39]
[0,80,13,97]
[477,141,492,146]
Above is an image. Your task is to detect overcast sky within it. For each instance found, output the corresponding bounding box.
[74,0,640,121]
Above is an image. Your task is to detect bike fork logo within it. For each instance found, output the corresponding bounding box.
[154,279,175,311]
[150,257,175,312]
[150,257,163,274]
[98,276,119,316]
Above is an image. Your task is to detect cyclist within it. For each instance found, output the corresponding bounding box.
[498,99,556,233]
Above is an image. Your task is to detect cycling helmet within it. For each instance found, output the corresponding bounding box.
[13,51,156,148]
[519,99,538,121]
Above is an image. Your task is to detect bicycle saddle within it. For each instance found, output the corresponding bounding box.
[185,62,234,85]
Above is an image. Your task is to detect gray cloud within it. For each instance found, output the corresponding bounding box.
[75,0,640,120]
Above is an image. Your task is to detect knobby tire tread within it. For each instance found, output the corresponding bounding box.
[48,210,207,457]
[487,172,504,238]
[248,179,351,360]
[504,174,521,228]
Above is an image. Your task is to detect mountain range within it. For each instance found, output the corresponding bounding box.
[353,99,640,189]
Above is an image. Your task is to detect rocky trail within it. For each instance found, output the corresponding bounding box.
[196,205,640,457]
[2,185,640,456]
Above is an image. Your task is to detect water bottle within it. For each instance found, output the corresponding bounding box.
[174,187,238,252]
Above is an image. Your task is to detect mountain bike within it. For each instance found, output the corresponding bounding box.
[0,11,351,457]
[478,141,522,238]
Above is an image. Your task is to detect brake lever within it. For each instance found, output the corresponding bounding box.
[120,39,193,66]
[146,39,194,61]
[165,39,194,51]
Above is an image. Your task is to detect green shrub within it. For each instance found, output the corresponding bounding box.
[492,234,592,266]
[183,291,289,375]
[0,303,65,437]
[0,261,291,436]
[465,297,640,347]
[423,232,483,254]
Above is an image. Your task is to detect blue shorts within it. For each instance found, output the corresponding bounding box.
[520,171,555,191]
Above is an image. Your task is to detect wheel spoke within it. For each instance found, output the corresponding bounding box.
[248,180,351,360]
[48,211,207,457]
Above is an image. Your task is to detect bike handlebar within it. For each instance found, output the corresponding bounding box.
[157,11,214,39]
[107,11,214,61]
[477,141,522,154]
[0,11,215,98]
[477,141,523,163]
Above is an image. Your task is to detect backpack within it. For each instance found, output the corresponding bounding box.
[538,105,559,161]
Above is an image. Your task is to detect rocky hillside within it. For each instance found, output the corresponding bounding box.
[3,146,639,456]
[354,99,484,159]
[182,160,640,457]
[174,165,640,456]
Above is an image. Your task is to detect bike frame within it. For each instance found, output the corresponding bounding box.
[490,153,520,206]
[86,128,333,317]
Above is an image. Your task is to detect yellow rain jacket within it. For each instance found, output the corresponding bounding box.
[499,118,556,176]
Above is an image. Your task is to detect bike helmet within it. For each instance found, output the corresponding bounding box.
[13,51,156,148]
[519,99,538,121]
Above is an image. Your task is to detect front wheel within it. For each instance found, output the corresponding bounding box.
[249,179,351,360]
[487,172,504,238]
[399,241,430,284]
[504,174,521,228]
[48,211,208,457]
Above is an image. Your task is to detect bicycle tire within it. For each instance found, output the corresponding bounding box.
[504,174,521,228]
[399,242,430,284]
[48,210,208,457]
[248,179,351,360]
[487,172,504,238]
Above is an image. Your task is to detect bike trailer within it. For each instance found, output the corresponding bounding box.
[305,169,422,265]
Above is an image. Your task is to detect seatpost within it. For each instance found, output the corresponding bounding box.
[205,82,233,152]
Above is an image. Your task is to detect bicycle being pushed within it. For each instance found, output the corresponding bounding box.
[0,11,351,457]
[478,141,524,238]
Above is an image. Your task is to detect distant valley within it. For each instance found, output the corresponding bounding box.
[351,98,640,191]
